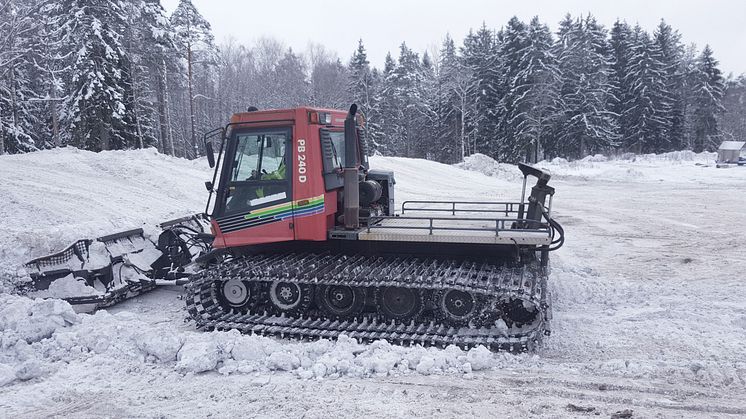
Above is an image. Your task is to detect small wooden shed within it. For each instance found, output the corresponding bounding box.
[717,141,745,165]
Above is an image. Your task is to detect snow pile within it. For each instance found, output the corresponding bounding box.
[454,153,523,182]
[0,294,80,344]
[0,147,211,292]
[0,295,80,386]
[531,150,720,182]
[448,150,719,185]
[0,294,526,387]
[35,274,102,300]
[630,150,716,162]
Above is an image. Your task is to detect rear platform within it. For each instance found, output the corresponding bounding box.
[357,200,553,246]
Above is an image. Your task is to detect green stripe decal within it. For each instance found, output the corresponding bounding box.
[244,195,325,221]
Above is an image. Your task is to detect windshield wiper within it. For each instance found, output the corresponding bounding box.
[330,139,341,169]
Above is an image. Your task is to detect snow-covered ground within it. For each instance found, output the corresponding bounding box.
[1,148,746,417]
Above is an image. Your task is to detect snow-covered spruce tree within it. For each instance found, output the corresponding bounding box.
[417,51,440,160]
[689,45,725,152]
[518,17,562,163]
[498,16,561,163]
[495,17,530,162]
[434,34,468,163]
[25,0,73,150]
[461,24,501,156]
[385,43,438,159]
[719,74,746,141]
[608,20,633,145]
[365,67,384,153]
[552,14,619,158]
[170,0,217,158]
[622,26,671,154]
[122,0,176,152]
[347,39,381,151]
[654,20,686,151]
[60,0,137,151]
[0,0,41,154]
[375,52,402,156]
[678,44,700,150]
[390,43,422,157]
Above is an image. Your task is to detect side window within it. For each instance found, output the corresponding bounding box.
[328,132,346,168]
[320,129,347,191]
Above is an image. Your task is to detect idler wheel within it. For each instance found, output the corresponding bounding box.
[503,299,538,327]
[269,281,313,315]
[377,286,423,321]
[317,285,365,318]
[435,289,480,326]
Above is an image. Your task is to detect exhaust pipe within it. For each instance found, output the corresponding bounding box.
[344,104,360,229]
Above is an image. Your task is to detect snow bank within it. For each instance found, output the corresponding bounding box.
[0,294,525,387]
[454,153,523,182]
[370,155,521,203]
[448,150,720,185]
[0,147,212,292]
[530,150,722,182]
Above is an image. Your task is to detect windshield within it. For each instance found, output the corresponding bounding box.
[232,132,287,181]
[222,130,290,215]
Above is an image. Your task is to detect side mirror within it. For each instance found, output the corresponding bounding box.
[204,181,213,191]
[206,142,215,168]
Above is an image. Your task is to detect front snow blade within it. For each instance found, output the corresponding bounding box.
[22,214,213,311]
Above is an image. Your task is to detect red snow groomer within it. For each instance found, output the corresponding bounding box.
[24,104,564,351]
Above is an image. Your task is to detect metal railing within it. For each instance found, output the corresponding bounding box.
[401,200,527,217]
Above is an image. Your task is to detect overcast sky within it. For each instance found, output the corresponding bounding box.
[161,0,746,76]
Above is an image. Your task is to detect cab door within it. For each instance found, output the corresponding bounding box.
[213,127,295,246]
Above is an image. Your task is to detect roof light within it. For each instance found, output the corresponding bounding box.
[309,112,333,125]
[319,112,332,125]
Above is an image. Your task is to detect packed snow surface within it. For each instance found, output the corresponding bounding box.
[1,148,746,417]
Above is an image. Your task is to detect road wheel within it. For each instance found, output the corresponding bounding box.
[269,281,313,316]
[377,286,423,321]
[316,285,365,318]
[214,278,257,313]
[435,289,481,326]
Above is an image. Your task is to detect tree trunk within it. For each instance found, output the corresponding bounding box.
[127,33,144,149]
[459,97,466,161]
[161,59,175,156]
[50,95,60,147]
[187,41,197,159]
[100,118,110,151]
[6,64,18,154]
[156,65,169,154]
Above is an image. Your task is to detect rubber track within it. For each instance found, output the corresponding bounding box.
[185,253,550,352]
